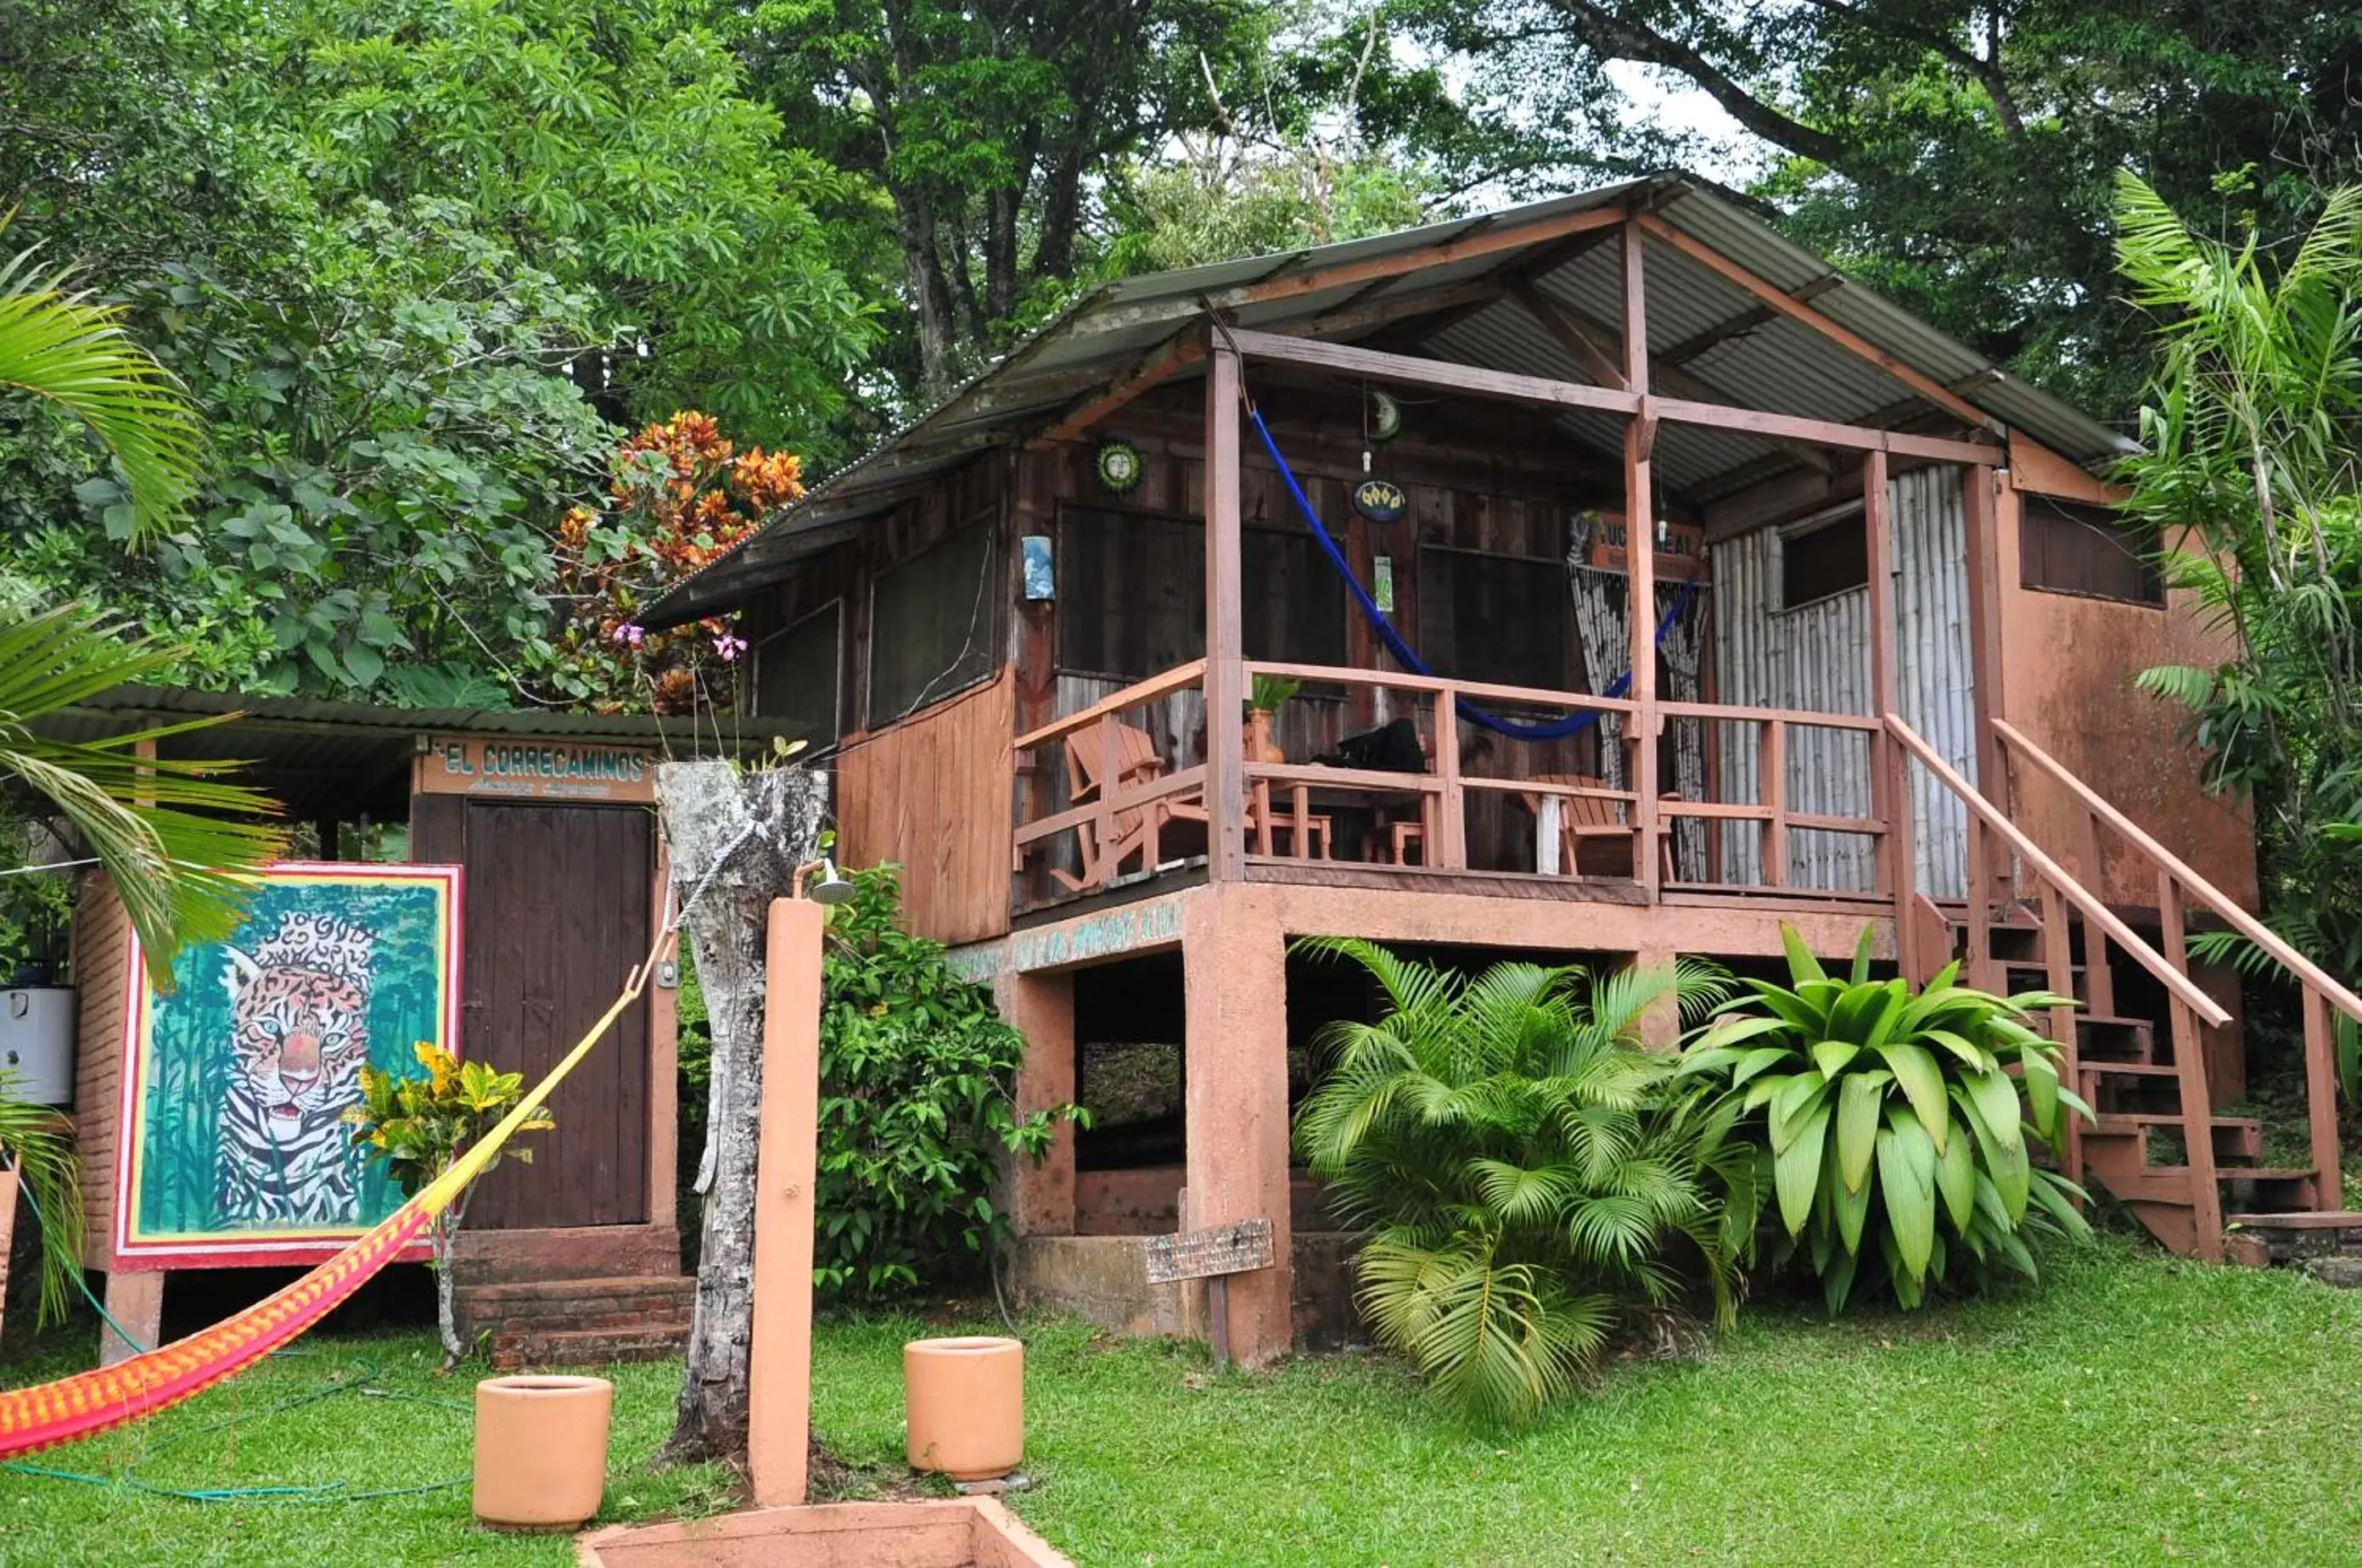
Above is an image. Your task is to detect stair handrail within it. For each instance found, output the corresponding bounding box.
[1991,718,2362,1027]
[1882,714,2231,1027]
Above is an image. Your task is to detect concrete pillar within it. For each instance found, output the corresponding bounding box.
[998,969,1077,1237]
[748,897,824,1509]
[1181,886,1292,1367]
[1631,944,1682,1049]
[100,1269,164,1367]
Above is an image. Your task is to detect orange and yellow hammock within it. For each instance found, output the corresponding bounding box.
[0,949,657,1461]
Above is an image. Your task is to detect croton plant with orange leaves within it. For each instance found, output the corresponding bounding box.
[549,412,804,713]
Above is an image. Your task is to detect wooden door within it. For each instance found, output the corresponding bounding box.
[413,798,652,1229]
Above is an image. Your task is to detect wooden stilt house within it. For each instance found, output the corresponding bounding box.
[645,171,2362,1365]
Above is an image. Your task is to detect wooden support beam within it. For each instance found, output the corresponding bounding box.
[1304,278,1505,341]
[1225,328,2000,466]
[1204,329,1248,881]
[1637,214,1999,431]
[1041,333,1204,442]
[1243,204,1627,306]
[1623,215,1661,901]
[1506,277,1625,390]
[1863,450,1905,929]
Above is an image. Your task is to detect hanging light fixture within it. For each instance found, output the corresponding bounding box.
[793,857,856,905]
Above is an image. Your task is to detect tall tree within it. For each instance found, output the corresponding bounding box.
[1405,0,2362,417]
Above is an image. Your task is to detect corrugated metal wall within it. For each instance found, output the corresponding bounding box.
[1891,468,1976,899]
[1711,468,1975,897]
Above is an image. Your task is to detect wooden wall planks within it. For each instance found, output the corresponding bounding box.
[69,876,131,1269]
[837,669,1016,946]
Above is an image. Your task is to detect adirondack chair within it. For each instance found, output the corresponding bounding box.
[1524,773,1647,881]
[1051,720,1204,891]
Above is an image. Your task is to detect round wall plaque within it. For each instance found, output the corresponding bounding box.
[1093,439,1144,495]
[1353,478,1408,524]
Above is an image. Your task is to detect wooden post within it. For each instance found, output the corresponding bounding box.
[101,1269,164,1368]
[2037,878,2084,1190]
[1432,686,1467,870]
[1097,714,1123,888]
[2156,875,2225,1257]
[1204,330,1248,882]
[1961,464,2008,819]
[1621,215,1660,899]
[1862,451,1916,972]
[1759,720,1787,888]
[747,897,824,1509]
[2073,808,2117,1018]
[2303,988,2343,1207]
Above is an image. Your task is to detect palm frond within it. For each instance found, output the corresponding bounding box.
[0,245,205,538]
[0,1070,83,1327]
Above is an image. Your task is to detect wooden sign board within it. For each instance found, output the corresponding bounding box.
[415,735,657,804]
[1144,1218,1275,1284]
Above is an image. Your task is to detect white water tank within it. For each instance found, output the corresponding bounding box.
[0,987,76,1106]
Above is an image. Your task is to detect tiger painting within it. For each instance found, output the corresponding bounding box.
[216,912,377,1228]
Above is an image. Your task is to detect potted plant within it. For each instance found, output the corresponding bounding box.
[345,1043,553,1368]
[1244,674,1301,764]
[0,1067,81,1340]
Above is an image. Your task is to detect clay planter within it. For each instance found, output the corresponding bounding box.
[904,1336,1024,1481]
[473,1374,614,1532]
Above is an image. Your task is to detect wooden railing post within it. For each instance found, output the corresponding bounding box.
[1204,328,1247,880]
[1966,814,1995,994]
[2303,988,2343,1207]
[1759,720,1787,888]
[2157,874,2225,1257]
[2073,806,2117,1018]
[1096,714,1123,890]
[1432,686,1467,870]
[2037,877,2083,1190]
[1622,211,1661,900]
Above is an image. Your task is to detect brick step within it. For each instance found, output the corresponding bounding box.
[489,1324,689,1371]
[453,1226,682,1285]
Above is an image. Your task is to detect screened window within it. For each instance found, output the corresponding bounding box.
[2021,496,2162,605]
[869,521,996,724]
[1054,506,1347,678]
[1416,546,1571,692]
[751,601,842,748]
[1781,514,1870,609]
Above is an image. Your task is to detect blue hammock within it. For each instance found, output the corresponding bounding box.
[1248,406,1697,742]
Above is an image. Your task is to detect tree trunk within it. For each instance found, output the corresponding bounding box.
[656,760,828,1469]
[433,1215,463,1369]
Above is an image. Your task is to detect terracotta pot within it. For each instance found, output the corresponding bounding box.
[904,1336,1024,1481]
[472,1374,614,1532]
[1244,708,1286,764]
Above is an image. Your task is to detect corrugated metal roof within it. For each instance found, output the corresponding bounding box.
[648,171,2135,624]
[47,685,804,747]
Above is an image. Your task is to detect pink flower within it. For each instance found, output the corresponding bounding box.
[713,632,747,664]
[612,622,646,647]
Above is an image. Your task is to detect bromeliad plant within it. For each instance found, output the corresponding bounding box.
[346,1044,552,1367]
[1680,927,2095,1313]
[1293,938,1750,1427]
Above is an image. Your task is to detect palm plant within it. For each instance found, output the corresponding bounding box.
[2,242,283,982]
[1293,938,1748,1426]
[1680,927,2094,1314]
[0,605,286,985]
[0,243,205,539]
[0,1069,82,1329]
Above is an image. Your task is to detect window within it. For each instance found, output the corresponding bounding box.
[1416,546,1571,692]
[751,601,842,748]
[2021,496,2162,605]
[1781,513,1869,609]
[1054,506,1347,678]
[869,521,996,724]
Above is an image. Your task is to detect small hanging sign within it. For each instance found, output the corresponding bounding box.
[1366,388,1403,443]
[1373,554,1395,613]
[1093,439,1144,496]
[1353,478,1407,524]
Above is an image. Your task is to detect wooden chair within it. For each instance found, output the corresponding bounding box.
[1524,774,1644,881]
[1051,721,1203,891]
[1245,780,1333,861]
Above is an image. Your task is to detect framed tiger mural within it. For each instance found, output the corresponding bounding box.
[113,863,463,1267]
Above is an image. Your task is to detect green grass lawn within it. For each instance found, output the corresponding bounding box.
[7,1237,2362,1565]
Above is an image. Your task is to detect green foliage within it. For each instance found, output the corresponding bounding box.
[0,603,285,984]
[1247,673,1301,714]
[2114,174,2362,987]
[1680,926,2094,1314]
[345,1042,552,1202]
[1293,938,1748,1425]
[0,1067,83,1328]
[815,863,1079,1299]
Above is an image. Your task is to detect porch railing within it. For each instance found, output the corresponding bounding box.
[1009,657,1904,905]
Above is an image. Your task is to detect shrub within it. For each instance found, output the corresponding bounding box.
[816,864,1079,1300]
[1293,938,1749,1426]
[0,1068,82,1330]
[1680,926,2095,1313]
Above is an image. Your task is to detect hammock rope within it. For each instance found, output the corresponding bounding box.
[0,927,663,1463]
[1245,402,1696,741]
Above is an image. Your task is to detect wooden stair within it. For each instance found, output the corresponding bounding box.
[1887,714,2358,1268]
